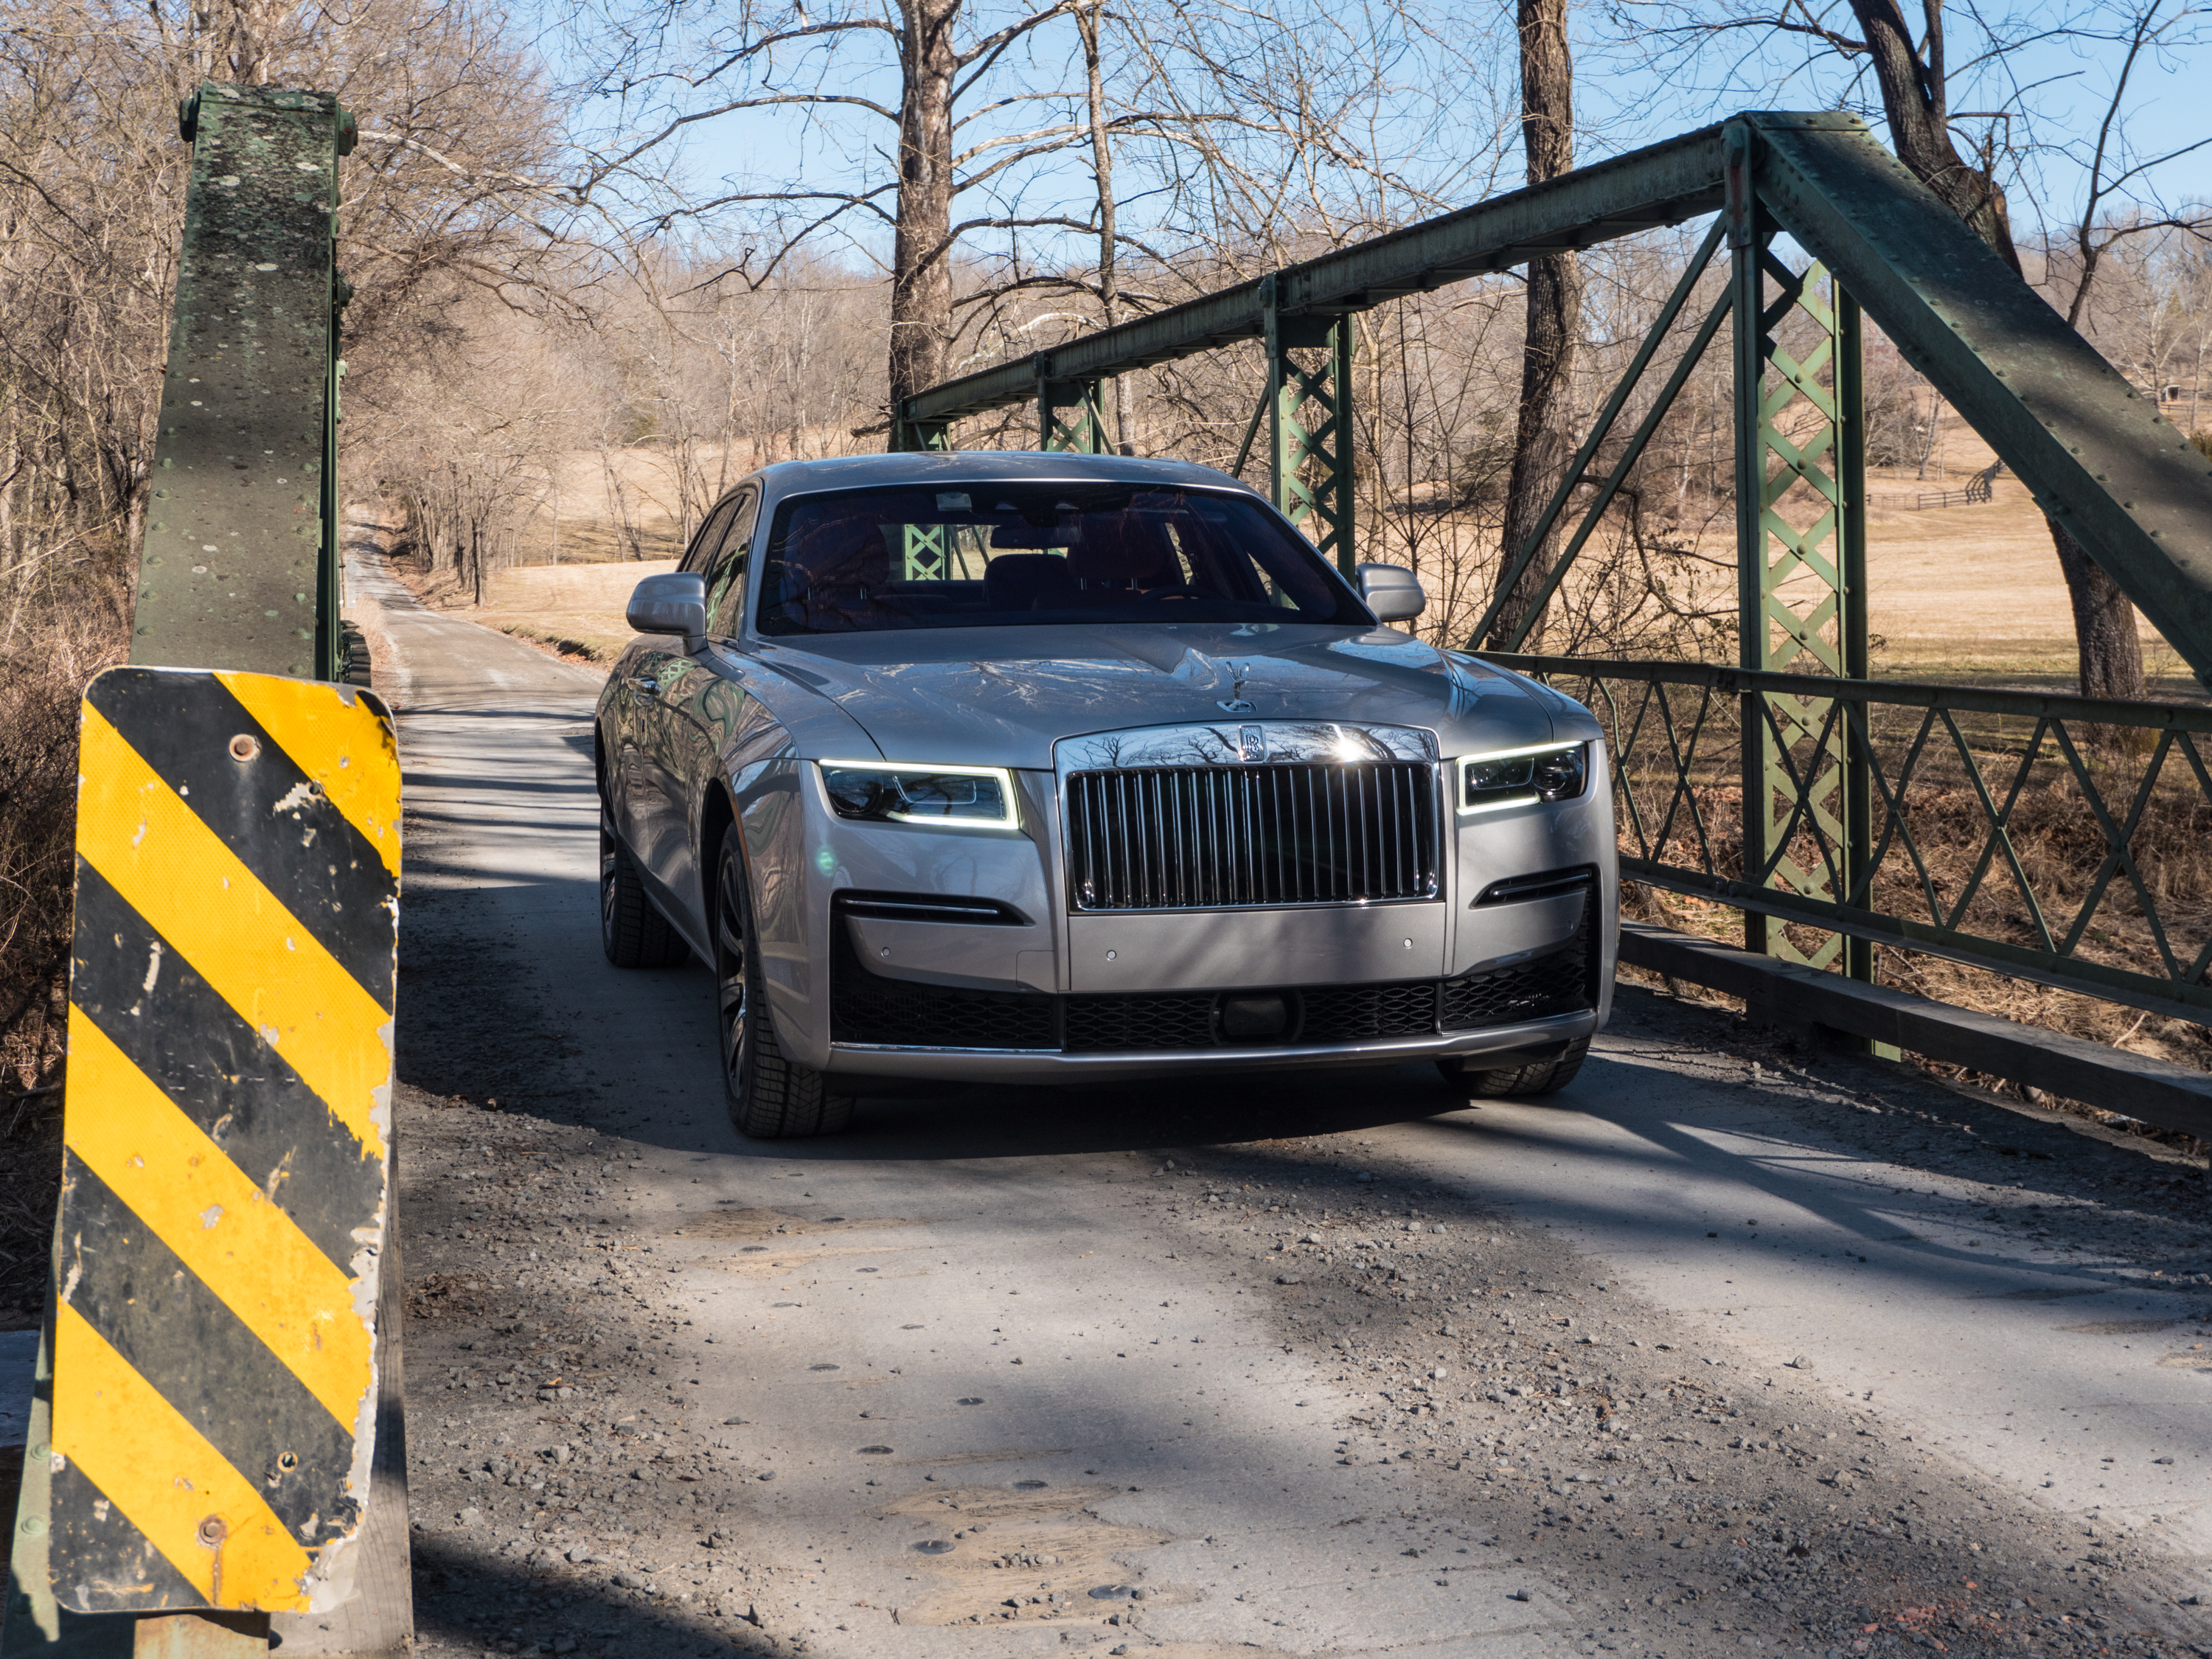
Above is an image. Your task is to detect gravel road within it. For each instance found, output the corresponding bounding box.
[344,536,2212,1659]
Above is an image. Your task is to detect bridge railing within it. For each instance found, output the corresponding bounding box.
[1484,651,2212,1024]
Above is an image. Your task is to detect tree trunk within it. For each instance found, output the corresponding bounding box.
[1843,0,2145,701]
[1077,0,1135,454]
[2053,521,2146,700]
[1485,0,1582,653]
[888,0,961,410]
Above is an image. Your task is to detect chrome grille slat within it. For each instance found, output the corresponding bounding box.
[1066,762,1440,911]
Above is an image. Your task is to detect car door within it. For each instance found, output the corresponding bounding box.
[641,486,759,933]
[627,495,740,917]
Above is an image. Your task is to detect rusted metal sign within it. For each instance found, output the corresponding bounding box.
[133,83,354,681]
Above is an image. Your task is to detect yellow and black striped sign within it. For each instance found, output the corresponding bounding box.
[49,667,400,1615]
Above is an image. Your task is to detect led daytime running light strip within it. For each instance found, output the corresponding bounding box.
[817,759,1022,829]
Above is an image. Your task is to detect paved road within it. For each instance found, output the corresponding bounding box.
[352,543,2212,1659]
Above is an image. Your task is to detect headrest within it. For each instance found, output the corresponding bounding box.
[785,502,893,588]
[1066,510,1169,581]
[985,554,1078,611]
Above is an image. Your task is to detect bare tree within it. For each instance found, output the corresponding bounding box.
[571,0,1096,413]
[1838,0,2152,698]
[1485,0,1584,653]
[1075,0,1133,451]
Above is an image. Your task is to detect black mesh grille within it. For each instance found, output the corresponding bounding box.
[1439,922,1592,1030]
[1062,992,1217,1052]
[829,905,1593,1053]
[1065,762,1440,911]
[1301,979,1443,1044]
[830,936,1057,1050]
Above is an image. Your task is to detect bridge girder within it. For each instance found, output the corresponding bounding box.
[900,109,2212,685]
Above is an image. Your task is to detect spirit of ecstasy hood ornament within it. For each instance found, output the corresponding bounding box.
[1216,660,1254,714]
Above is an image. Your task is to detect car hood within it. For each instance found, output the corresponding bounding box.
[749,624,1579,769]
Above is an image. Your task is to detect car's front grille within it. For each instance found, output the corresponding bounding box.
[1439,922,1590,1031]
[830,907,1593,1054]
[1061,992,1217,1052]
[1301,979,1448,1044]
[828,931,1058,1050]
[1064,762,1440,911]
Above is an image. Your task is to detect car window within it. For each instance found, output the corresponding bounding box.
[680,496,740,575]
[754,482,1368,636]
[706,489,758,637]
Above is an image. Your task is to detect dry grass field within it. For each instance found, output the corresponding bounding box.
[1851,428,2197,695]
[383,543,675,664]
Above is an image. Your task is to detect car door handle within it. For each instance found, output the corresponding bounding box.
[635,678,661,695]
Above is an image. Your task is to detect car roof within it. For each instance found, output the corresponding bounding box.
[747,450,1264,499]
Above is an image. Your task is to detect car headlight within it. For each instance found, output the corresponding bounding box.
[1455,742,1587,814]
[818,760,1019,829]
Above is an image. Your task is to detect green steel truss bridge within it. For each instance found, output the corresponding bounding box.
[898,112,2212,1128]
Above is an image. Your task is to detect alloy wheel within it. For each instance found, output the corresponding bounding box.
[716,846,751,1091]
[599,824,619,949]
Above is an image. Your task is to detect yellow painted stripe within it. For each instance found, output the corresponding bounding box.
[52,1302,316,1613]
[215,671,401,877]
[66,1014,373,1429]
[76,705,389,1160]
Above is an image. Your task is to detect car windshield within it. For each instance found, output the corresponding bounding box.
[754,481,1368,635]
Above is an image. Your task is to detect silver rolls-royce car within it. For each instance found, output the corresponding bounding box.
[596,453,1615,1138]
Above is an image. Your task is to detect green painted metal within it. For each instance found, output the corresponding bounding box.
[1259,276,1356,574]
[891,415,953,453]
[1721,116,1871,984]
[900,110,2212,688]
[1837,287,1877,1005]
[1038,369,1110,453]
[133,82,352,682]
[1484,650,2212,1023]
[1745,118,2212,688]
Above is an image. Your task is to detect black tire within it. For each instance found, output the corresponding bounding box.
[714,835,854,1139]
[339,620,372,688]
[1437,1037,1590,1099]
[600,815,690,968]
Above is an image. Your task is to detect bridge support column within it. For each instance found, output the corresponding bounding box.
[1038,368,1110,453]
[1259,276,1356,576]
[891,410,953,452]
[1725,122,1878,1014]
[1,82,412,1659]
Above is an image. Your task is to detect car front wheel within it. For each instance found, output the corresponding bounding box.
[714,835,854,1139]
[1437,1037,1590,1099]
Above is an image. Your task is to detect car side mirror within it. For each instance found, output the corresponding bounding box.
[1357,563,1426,624]
[627,571,709,651]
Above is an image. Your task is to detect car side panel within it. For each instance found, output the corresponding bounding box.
[712,653,883,1065]
[631,642,703,907]
[596,639,658,852]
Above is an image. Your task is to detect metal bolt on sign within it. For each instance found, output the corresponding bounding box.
[2,83,404,1659]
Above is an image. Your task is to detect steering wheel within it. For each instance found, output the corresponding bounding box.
[1133,583,1207,602]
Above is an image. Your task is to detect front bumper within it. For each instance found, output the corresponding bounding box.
[815,892,1600,1083]
[824,1006,1597,1084]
